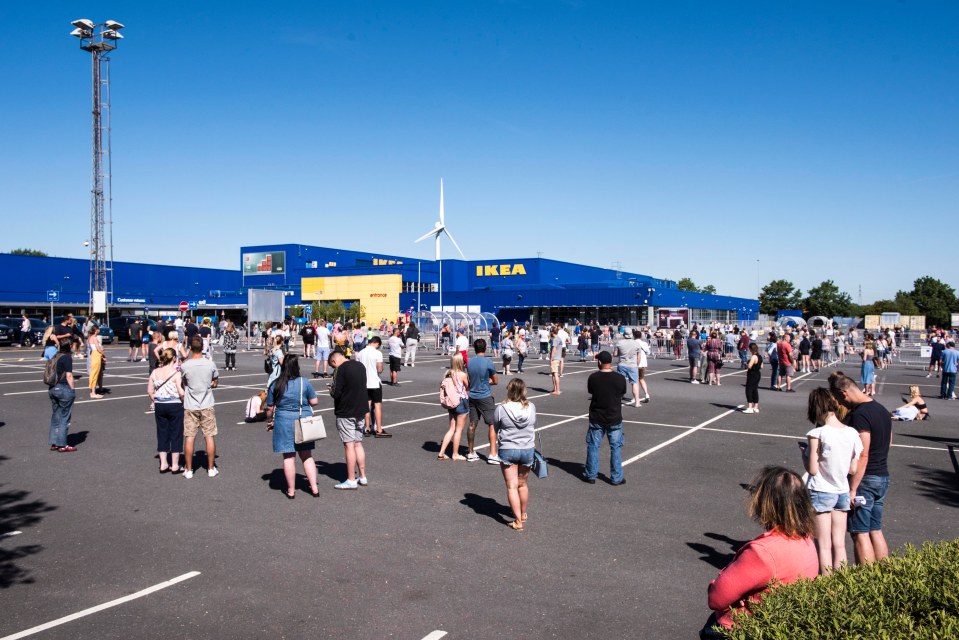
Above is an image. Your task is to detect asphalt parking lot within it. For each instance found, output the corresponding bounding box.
[1,342,957,639]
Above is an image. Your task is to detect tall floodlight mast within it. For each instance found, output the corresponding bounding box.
[70,19,124,313]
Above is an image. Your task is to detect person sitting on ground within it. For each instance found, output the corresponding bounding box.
[245,390,268,423]
[891,385,929,421]
[702,466,818,638]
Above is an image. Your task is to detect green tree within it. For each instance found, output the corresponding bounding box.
[700,284,717,295]
[758,279,803,315]
[9,248,48,257]
[863,291,919,316]
[804,280,852,318]
[677,277,698,292]
[910,276,955,327]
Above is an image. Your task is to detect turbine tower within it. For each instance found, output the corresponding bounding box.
[414,179,465,319]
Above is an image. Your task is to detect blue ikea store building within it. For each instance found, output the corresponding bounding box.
[0,245,757,327]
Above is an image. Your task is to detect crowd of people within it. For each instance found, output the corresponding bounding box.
[31,311,948,635]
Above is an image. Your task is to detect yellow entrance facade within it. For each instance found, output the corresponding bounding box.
[301,274,401,325]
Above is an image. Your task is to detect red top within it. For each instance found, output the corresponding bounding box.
[777,341,794,366]
[707,529,819,628]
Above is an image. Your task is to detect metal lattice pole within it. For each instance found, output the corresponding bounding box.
[72,19,123,314]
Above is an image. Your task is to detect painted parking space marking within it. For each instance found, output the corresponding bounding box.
[473,414,588,451]
[622,405,743,466]
[420,632,447,640]
[0,571,201,640]
[0,531,22,539]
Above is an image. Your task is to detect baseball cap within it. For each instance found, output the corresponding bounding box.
[596,351,612,364]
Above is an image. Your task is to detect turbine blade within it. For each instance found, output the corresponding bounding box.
[444,228,466,260]
[439,178,445,226]
[414,228,439,243]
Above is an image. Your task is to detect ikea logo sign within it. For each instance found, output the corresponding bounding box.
[475,263,527,277]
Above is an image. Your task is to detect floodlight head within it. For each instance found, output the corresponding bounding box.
[72,19,95,30]
[102,30,124,40]
[70,28,92,38]
[104,20,125,30]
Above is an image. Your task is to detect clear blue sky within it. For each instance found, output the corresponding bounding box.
[3,1,957,302]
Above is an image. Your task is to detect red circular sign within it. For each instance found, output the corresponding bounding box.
[178,301,189,312]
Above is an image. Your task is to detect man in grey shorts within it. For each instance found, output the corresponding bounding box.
[328,351,369,490]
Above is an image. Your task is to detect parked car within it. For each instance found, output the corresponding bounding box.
[0,322,13,346]
[0,318,49,347]
[109,316,157,341]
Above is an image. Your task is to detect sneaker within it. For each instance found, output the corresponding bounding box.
[926,373,932,378]
[643,396,651,403]
[691,380,700,384]
[742,408,755,414]
[357,476,369,486]
[466,453,480,462]
[487,454,502,465]
[183,470,194,479]
[334,479,358,490]
[208,467,219,478]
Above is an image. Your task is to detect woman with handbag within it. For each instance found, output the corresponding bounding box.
[222,321,240,371]
[148,348,186,473]
[437,354,469,460]
[492,378,537,531]
[266,355,320,499]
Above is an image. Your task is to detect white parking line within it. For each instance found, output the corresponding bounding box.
[0,531,22,539]
[420,632,447,640]
[0,571,201,640]
[622,405,743,466]
[473,414,588,451]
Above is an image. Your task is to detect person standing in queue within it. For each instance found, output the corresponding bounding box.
[266,355,320,498]
[582,351,627,485]
[148,348,185,473]
[180,337,220,479]
[466,338,499,463]
[493,378,537,531]
[328,350,370,490]
[356,336,391,438]
[86,325,106,399]
[47,340,77,452]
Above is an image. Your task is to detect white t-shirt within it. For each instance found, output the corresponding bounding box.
[538,329,549,343]
[387,335,404,358]
[557,329,570,345]
[316,325,331,349]
[636,339,650,368]
[355,345,383,389]
[455,335,469,352]
[805,424,863,494]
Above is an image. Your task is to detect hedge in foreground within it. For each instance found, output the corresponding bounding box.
[719,539,959,639]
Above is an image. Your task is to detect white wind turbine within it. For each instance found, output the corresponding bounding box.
[414,178,466,319]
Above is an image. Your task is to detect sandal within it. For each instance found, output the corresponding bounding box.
[522,513,528,522]
[451,455,467,461]
[507,520,524,531]
[437,454,449,460]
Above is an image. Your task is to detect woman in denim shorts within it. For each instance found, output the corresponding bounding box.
[437,354,469,460]
[802,388,863,573]
[492,378,537,531]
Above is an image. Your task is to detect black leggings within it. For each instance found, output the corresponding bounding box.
[225,352,236,369]
[155,402,184,452]
[745,381,760,404]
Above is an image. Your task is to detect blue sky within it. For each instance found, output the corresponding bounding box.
[3,1,957,302]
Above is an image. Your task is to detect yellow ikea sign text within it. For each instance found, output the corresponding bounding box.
[475,263,527,277]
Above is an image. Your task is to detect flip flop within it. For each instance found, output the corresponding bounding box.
[437,454,449,460]
[507,520,524,531]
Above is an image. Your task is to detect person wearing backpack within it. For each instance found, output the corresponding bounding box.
[46,340,77,452]
[437,353,469,460]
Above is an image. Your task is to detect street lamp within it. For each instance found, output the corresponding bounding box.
[71,18,124,318]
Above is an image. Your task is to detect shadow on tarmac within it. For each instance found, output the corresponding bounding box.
[66,431,88,447]
[460,493,511,524]
[686,532,749,570]
[0,456,56,589]
[907,438,959,509]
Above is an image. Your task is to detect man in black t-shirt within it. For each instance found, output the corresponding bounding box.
[583,351,627,486]
[300,323,316,358]
[829,371,891,564]
[328,351,370,490]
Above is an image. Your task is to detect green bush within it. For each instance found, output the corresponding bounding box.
[718,539,959,639]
